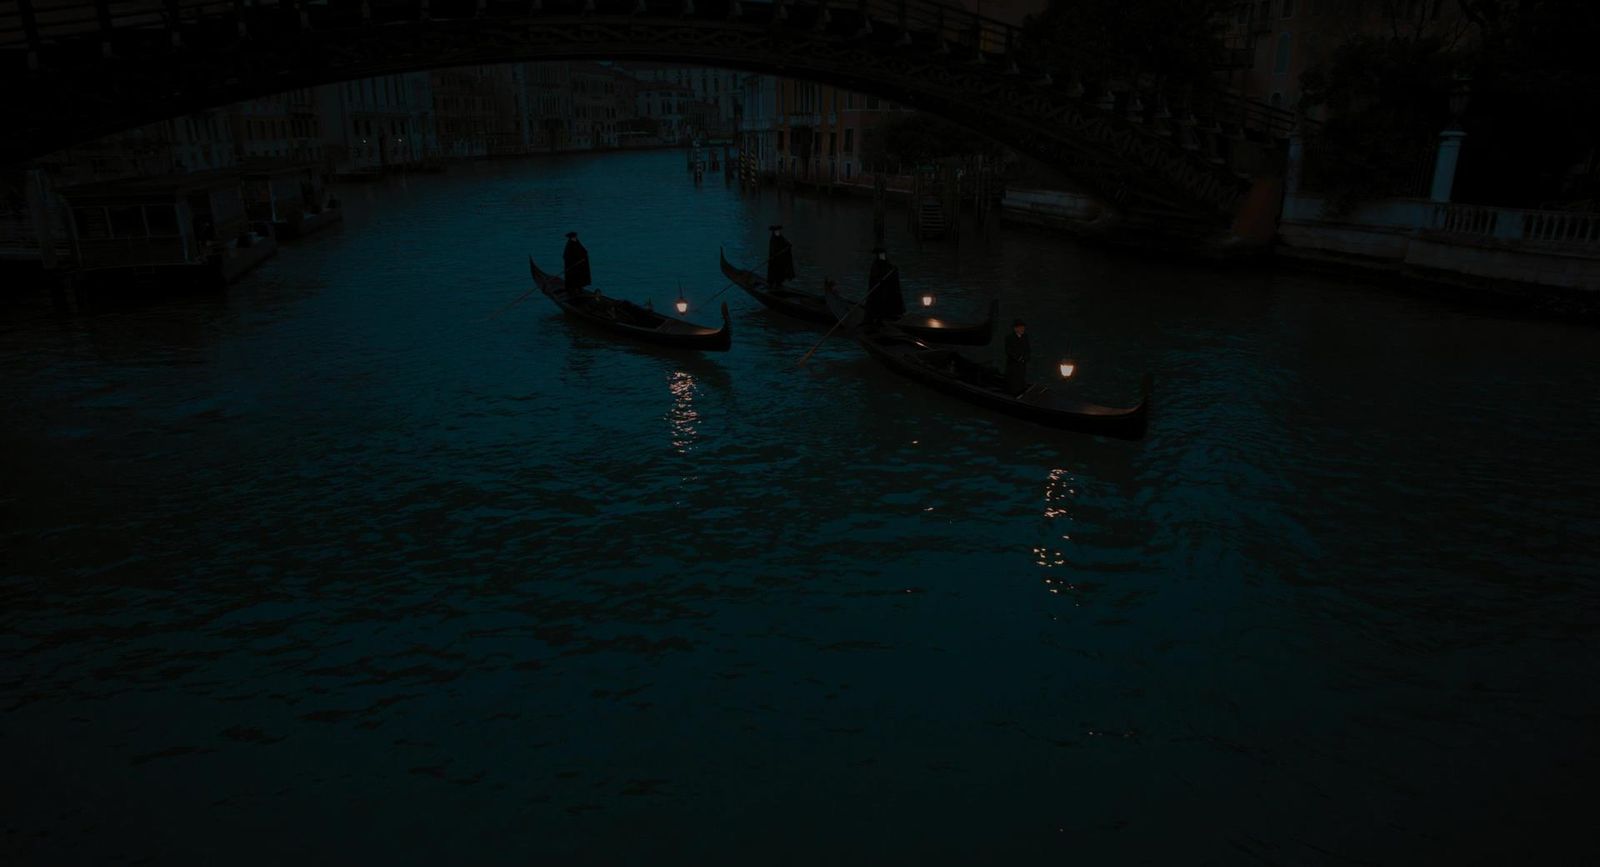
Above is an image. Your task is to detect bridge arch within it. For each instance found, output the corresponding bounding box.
[2,0,1294,238]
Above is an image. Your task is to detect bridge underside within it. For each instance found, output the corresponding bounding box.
[1,2,1280,238]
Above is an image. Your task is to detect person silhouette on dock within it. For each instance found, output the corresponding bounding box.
[767,225,796,291]
[1005,318,1032,395]
[563,231,592,294]
[864,245,904,327]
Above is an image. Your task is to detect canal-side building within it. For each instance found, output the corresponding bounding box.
[230,89,324,166]
[768,80,914,184]
[432,65,532,158]
[318,73,438,176]
[627,65,742,137]
[32,108,239,188]
[634,81,700,145]
[527,62,575,152]
[570,63,635,151]
[738,74,780,175]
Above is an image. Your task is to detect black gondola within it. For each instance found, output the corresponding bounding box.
[720,248,998,346]
[825,290,1150,439]
[530,257,731,352]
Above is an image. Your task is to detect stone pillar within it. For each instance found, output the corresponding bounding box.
[24,168,57,270]
[1285,133,1304,194]
[1430,129,1466,203]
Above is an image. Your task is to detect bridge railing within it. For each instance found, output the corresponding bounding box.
[1,0,240,48]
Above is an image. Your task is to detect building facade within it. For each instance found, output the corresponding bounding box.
[766,80,913,183]
[570,63,635,150]
[432,65,531,158]
[628,65,741,138]
[527,62,575,152]
[319,73,437,174]
[230,89,324,165]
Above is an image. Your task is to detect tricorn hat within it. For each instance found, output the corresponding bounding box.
[565,231,578,239]
[769,224,783,231]
[1013,318,1027,327]
[872,245,887,254]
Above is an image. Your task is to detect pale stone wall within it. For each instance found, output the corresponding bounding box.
[1278,192,1600,294]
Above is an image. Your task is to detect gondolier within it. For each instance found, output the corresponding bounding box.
[1005,319,1031,395]
[563,231,592,293]
[865,246,904,326]
[767,225,796,290]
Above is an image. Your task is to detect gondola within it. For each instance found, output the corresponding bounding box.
[825,289,1150,439]
[530,257,731,352]
[720,248,998,346]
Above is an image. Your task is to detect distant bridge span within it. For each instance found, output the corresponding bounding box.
[1,0,1295,236]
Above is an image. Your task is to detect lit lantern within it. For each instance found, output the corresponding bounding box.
[676,293,690,315]
[1059,358,1077,379]
[920,292,934,308]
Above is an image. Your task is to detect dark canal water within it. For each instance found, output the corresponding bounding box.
[4,149,1598,865]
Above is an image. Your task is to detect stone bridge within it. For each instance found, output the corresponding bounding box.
[1,0,1297,239]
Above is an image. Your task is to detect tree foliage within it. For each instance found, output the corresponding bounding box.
[1301,0,1600,208]
[1298,32,1461,213]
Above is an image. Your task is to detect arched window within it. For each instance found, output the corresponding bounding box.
[1274,32,1292,74]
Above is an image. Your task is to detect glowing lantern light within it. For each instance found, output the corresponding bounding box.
[920,292,934,308]
[1059,358,1077,379]
[675,294,690,315]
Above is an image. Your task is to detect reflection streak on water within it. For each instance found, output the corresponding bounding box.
[666,369,699,455]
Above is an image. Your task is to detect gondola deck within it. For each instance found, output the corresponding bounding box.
[720,248,998,346]
[530,257,731,352]
[825,289,1150,438]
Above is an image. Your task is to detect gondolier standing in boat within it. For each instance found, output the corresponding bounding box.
[1005,318,1031,394]
[563,231,592,294]
[767,225,796,290]
[864,246,904,326]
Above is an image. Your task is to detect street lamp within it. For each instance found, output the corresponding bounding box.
[1058,358,1077,379]
[920,292,934,308]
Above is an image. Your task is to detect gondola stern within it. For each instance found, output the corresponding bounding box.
[712,301,733,350]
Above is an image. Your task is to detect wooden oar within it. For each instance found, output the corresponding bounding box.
[487,254,588,322]
[790,266,897,368]
[693,245,779,309]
